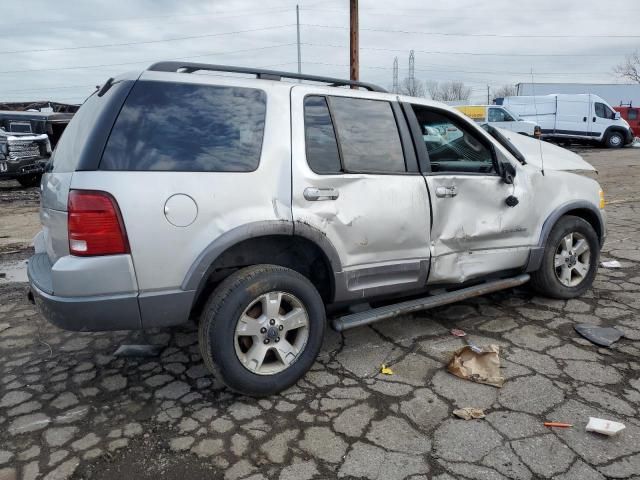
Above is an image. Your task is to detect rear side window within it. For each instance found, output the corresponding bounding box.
[101,81,266,172]
[330,97,406,173]
[304,96,341,174]
[628,109,638,120]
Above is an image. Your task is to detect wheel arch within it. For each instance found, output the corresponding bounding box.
[526,201,604,272]
[603,126,631,146]
[184,221,341,317]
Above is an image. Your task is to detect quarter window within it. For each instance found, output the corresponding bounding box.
[329,97,406,173]
[101,81,266,172]
[411,105,495,174]
[303,96,342,174]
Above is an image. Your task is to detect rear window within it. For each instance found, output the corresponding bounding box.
[100,81,266,172]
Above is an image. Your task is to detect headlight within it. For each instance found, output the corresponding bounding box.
[599,189,605,209]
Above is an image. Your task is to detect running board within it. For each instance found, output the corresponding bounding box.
[331,273,530,332]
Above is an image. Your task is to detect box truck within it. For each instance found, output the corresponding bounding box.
[455,104,541,137]
[499,94,634,148]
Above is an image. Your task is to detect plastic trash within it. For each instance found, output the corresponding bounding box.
[574,324,623,347]
[586,417,625,436]
[544,422,572,428]
[450,328,466,337]
[447,344,505,388]
[380,364,393,375]
[601,260,622,268]
[453,407,485,420]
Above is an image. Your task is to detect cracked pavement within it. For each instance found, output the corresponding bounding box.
[1,148,639,480]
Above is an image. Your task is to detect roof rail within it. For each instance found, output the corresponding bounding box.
[147,62,387,93]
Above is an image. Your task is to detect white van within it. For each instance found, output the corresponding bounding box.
[456,105,540,137]
[501,94,634,148]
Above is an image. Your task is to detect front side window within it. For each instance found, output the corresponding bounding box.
[101,81,266,172]
[412,105,495,174]
[488,108,514,122]
[595,102,615,120]
[329,97,406,173]
[303,96,341,174]
[628,109,638,121]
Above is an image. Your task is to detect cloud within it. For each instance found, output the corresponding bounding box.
[0,0,636,104]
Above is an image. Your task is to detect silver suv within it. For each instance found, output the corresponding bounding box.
[28,63,606,396]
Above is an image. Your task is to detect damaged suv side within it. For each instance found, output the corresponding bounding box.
[28,63,606,396]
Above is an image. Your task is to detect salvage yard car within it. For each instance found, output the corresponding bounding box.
[455,104,541,137]
[28,63,606,396]
[0,110,74,186]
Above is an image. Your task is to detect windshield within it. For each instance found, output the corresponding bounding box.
[502,106,521,121]
[481,124,526,164]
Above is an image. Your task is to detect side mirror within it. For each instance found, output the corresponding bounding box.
[614,112,621,120]
[501,162,516,184]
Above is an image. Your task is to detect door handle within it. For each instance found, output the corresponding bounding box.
[583,117,587,122]
[304,187,339,201]
[435,185,458,198]
[593,117,596,122]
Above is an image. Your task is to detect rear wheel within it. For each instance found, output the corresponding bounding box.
[530,215,600,299]
[198,264,325,396]
[605,131,624,148]
[17,174,41,187]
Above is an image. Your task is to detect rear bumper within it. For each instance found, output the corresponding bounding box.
[28,253,142,331]
[27,252,195,331]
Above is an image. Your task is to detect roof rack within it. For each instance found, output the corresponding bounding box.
[147,62,387,93]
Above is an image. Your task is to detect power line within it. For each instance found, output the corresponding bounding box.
[0,24,295,55]
[301,23,640,39]
[302,42,619,58]
[0,43,296,74]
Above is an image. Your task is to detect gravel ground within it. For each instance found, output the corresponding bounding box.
[0,147,639,480]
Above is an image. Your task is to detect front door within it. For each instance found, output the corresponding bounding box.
[291,88,431,301]
[405,103,535,284]
[592,98,618,140]
[488,106,518,132]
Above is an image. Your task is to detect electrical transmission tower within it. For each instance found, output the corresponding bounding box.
[392,57,399,94]
[408,50,415,93]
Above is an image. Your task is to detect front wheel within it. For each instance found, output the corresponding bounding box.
[530,215,600,299]
[605,131,624,148]
[198,264,326,397]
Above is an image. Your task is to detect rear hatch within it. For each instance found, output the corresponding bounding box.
[40,77,136,262]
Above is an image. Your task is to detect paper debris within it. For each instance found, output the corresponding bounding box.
[380,364,393,375]
[453,407,485,420]
[586,417,625,436]
[601,260,621,268]
[447,344,505,388]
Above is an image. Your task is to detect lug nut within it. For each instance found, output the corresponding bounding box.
[260,327,267,334]
[278,325,284,331]
[263,339,270,344]
[269,319,276,325]
[275,337,280,343]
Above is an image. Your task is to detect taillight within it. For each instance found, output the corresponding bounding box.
[68,190,129,256]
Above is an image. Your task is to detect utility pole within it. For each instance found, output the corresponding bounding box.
[350,0,359,83]
[487,85,490,104]
[392,57,399,94]
[296,4,301,75]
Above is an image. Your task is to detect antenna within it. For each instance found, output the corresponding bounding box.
[530,68,545,176]
[392,57,399,94]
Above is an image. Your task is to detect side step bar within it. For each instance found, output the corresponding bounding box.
[331,273,530,332]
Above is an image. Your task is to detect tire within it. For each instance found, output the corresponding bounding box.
[605,131,624,148]
[530,215,600,299]
[198,264,326,397]
[17,174,41,187]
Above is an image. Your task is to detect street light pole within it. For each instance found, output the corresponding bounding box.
[296,4,302,75]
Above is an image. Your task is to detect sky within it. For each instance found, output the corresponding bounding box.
[0,0,638,104]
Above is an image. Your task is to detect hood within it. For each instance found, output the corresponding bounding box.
[497,128,596,172]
